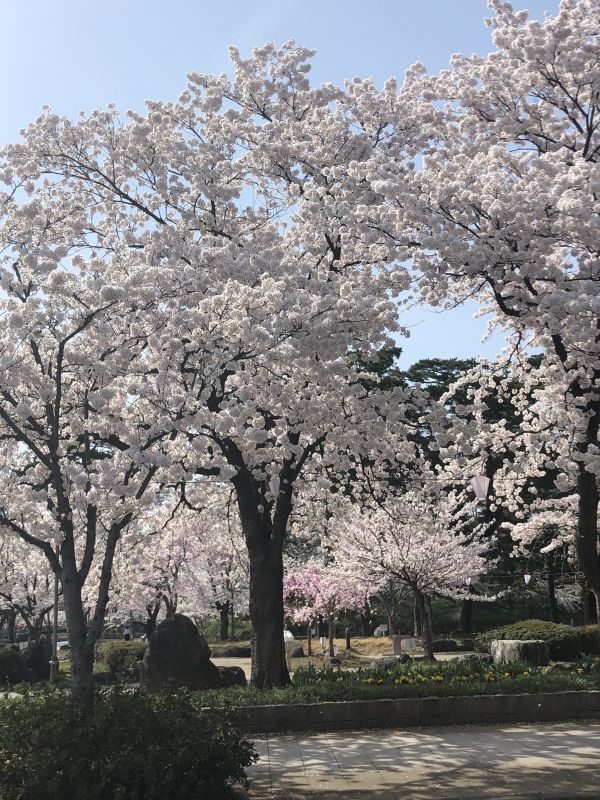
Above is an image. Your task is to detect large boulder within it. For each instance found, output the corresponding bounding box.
[290,645,305,658]
[142,614,222,691]
[22,637,52,680]
[491,639,550,667]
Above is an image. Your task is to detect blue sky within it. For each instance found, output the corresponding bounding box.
[1,0,558,367]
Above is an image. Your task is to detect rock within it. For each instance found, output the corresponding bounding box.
[218,665,247,687]
[456,652,493,663]
[370,655,411,669]
[491,639,550,667]
[217,646,252,658]
[0,644,28,684]
[142,613,222,691]
[432,639,458,652]
[290,645,305,658]
[22,637,52,680]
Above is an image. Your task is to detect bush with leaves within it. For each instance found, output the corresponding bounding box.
[96,640,147,677]
[0,689,256,800]
[474,620,582,661]
[577,625,600,656]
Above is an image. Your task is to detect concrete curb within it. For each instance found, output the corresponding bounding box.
[225,690,600,733]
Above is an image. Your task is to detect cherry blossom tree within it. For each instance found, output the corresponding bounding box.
[284,561,371,657]
[112,492,250,641]
[386,0,600,632]
[0,42,424,690]
[0,535,57,641]
[327,488,494,659]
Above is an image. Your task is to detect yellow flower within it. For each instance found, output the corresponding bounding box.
[522,671,529,677]
[504,672,511,677]
[577,668,584,673]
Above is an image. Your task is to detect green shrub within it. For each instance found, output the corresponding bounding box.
[0,688,257,800]
[577,625,600,655]
[96,640,147,675]
[474,619,581,660]
[0,645,27,685]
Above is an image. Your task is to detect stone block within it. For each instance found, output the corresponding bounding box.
[491,639,550,666]
[394,697,422,723]
[420,695,468,723]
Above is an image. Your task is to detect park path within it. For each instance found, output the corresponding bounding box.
[241,721,600,799]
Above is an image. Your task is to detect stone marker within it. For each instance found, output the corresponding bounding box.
[142,613,222,690]
[490,639,550,666]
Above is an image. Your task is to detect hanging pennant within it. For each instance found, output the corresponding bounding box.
[269,477,280,497]
[524,574,532,585]
[469,475,490,502]
[464,576,472,586]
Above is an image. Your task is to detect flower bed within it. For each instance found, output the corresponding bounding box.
[198,659,600,708]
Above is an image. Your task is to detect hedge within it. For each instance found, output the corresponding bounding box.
[474,619,600,660]
[95,640,147,676]
[0,689,256,800]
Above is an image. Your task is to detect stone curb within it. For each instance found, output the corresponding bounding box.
[223,690,600,733]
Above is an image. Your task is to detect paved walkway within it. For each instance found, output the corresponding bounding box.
[242,721,600,799]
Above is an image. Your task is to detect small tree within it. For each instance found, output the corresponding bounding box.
[284,562,370,657]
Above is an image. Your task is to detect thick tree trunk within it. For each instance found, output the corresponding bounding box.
[62,578,94,710]
[459,599,473,634]
[545,555,559,623]
[575,462,600,648]
[415,590,434,661]
[218,602,230,641]
[247,544,290,688]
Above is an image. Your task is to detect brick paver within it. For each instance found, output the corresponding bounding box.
[242,721,600,799]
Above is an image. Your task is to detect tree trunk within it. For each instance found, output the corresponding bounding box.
[574,412,600,648]
[328,614,335,658]
[575,467,600,642]
[62,578,94,710]
[459,598,473,634]
[545,555,559,623]
[230,603,235,640]
[145,602,160,640]
[247,543,290,688]
[387,612,398,636]
[7,610,16,644]
[415,590,434,661]
[413,597,422,637]
[218,601,230,641]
